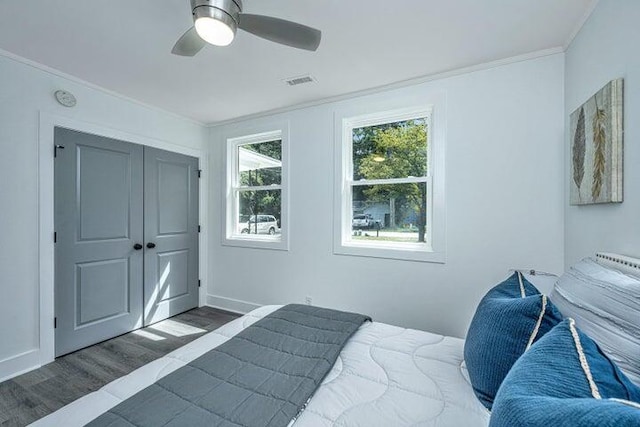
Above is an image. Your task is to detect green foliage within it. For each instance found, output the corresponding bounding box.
[355,119,429,241]
[352,122,397,180]
[358,119,427,181]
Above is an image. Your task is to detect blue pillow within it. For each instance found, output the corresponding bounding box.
[464,272,563,409]
[490,318,640,427]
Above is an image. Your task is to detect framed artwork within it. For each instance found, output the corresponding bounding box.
[570,78,623,205]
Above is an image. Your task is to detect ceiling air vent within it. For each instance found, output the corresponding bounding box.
[284,75,316,86]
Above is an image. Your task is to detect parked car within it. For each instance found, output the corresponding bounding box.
[352,214,380,229]
[240,215,278,235]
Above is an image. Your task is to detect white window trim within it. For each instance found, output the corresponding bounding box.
[223,124,290,251]
[334,103,446,263]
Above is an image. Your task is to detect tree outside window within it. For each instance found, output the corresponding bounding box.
[350,117,430,245]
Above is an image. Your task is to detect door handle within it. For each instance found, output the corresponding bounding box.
[146,242,156,249]
[133,243,143,250]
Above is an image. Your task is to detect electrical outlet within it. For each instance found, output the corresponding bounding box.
[304,296,312,305]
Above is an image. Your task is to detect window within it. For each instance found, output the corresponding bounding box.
[335,105,445,262]
[224,128,289,250]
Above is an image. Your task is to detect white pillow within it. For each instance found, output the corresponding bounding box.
[549,258,640,385]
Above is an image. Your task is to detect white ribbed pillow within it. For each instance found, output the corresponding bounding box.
[550,258,640,386]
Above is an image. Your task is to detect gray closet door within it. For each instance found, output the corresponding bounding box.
[54,127,144,357]
[143,147,199,326]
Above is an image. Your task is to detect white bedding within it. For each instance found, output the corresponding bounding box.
[32,305,489,427]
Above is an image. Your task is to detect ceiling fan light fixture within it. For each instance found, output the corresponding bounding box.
[173,0,321,56]
[193,5,237,46]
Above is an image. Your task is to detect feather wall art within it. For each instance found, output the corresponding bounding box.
[569,79,623,205]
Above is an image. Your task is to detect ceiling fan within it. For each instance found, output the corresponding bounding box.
[172,0,322,56]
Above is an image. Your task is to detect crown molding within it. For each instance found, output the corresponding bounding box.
[0,48,206,127]
[208,46,564,128]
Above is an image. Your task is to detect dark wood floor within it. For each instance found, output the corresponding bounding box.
[0,307,239,427]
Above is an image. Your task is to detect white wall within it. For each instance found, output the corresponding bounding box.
[208,53,566,338]
[0,52,207,380]
[564,0,640,265]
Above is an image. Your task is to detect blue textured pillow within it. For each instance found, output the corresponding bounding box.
[464,272,563,409]
[490,319,640,427]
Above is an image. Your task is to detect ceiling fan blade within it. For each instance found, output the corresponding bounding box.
[171,27,206,56]
[238,14,321,51]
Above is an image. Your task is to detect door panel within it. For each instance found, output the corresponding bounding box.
[78,146,131,241]
[54,127,144,357]
[158,161,190,234]
[76,258,129,325]
[143,147,199,325]
[156,250,189,302]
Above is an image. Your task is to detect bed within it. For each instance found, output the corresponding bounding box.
[31,264,629,427]
[32,304,492,426]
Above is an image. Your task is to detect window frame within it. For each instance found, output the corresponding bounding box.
[223,125,289,251]
[334,104,446,263]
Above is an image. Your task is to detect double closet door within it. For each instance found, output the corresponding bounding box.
[54,127,199,357]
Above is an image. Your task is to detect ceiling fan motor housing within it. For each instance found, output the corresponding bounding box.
[191,0,243,26]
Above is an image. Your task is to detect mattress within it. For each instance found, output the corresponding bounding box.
[32,305,489,427]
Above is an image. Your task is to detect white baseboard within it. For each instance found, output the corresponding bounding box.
[0,349,41,383]
[206,294,262,315]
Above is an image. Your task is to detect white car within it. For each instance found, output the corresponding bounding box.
[352,214,380,229]
[240,215,278,235]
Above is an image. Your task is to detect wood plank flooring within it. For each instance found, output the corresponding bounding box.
[0,307,239,427]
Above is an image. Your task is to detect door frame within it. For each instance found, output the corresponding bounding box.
[38,112,209,367]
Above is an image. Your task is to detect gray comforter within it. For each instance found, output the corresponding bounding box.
[87,304,370,427]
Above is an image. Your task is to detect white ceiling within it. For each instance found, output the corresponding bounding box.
[0,0,595,124]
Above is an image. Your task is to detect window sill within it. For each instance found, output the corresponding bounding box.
[222,234,289,251]
[334,241,445,263]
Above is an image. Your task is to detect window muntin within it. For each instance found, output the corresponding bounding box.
[343,110,433,250]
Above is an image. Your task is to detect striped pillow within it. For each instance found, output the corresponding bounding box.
[464,272,563,409]
[550,258,640,385]
[490,319,640,427]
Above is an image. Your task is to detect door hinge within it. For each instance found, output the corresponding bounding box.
[54,145,65,158]
[54,317,57,329]
[54,232,57,243]
[198,225,201,233]
[198,169,202,178]
[198,280,201,288]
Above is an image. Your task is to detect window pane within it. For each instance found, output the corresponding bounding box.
[351,182,427,244]
[352,118,428,181]
[237,189,281,235]
[238,140,282,186]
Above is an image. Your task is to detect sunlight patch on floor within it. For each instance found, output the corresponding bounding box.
[131,329,166,341]
[149,319,206,337]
